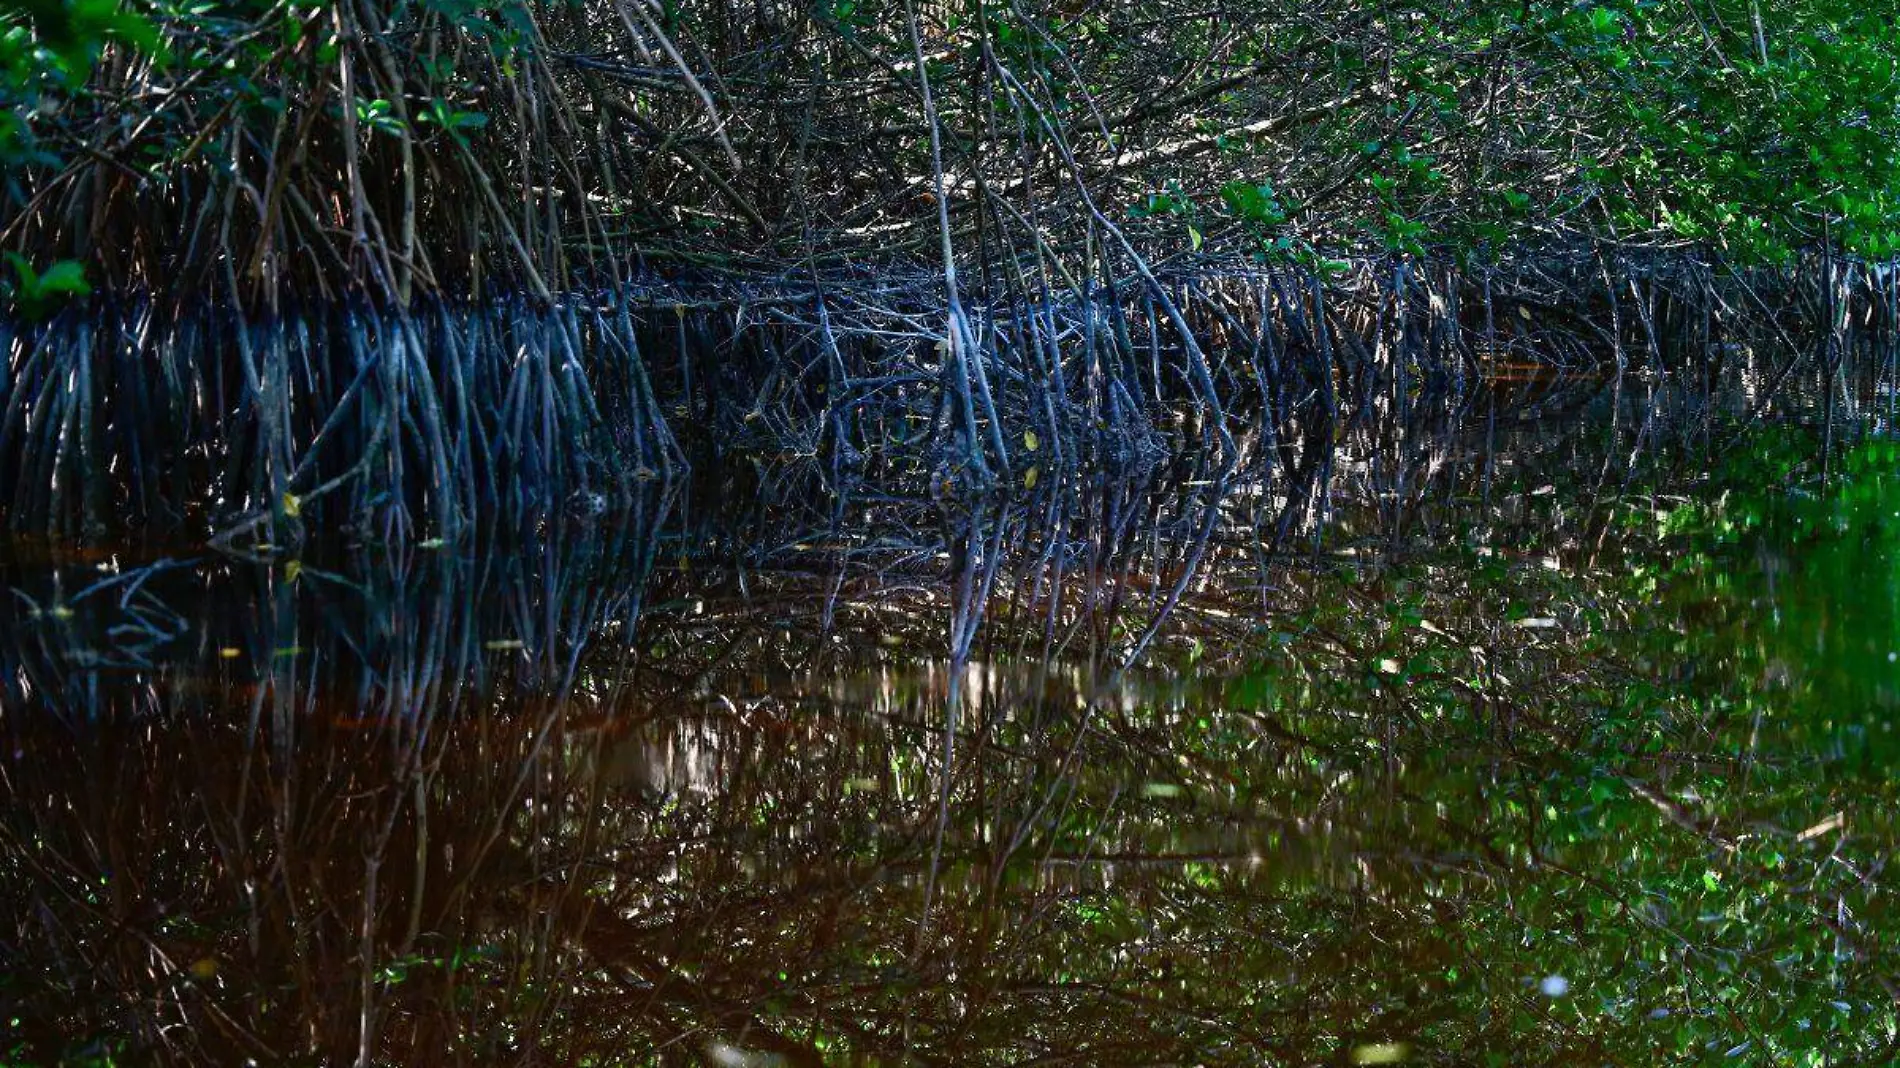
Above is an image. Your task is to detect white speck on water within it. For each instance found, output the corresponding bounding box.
[705,1042,777,1067]
[1538,974,1570,998]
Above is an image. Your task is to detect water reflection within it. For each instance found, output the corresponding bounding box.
[3,421,1898,1065]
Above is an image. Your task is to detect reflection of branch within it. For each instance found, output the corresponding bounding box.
[1621,776,1738,854]
[1817,912,1900,1005]
[0,823,282,1060]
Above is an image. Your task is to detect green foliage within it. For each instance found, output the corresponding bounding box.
[353,96,406,137]
[1550,0,1900,258]
[2,251,88,318]
[1218,180,1285,227]
[1,0,1897,295]
[1116,0,1900,261]
[1,0,153,180]
[418,97,488,146]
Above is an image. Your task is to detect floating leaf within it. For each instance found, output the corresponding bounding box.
[1023,429,1040,452]
[1023,466,1039,489]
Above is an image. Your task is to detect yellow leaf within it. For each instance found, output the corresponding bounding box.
[1023,466,1040,490]
[282,492,301,518]
[1023,430,1040,452]
[219,647,241,660]
[284,560,303,585]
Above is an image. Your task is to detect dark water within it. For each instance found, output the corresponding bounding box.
[3,409,1898,1065]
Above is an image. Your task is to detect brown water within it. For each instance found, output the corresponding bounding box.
[3,420,1898,1065]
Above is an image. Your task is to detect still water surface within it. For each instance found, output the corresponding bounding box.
[2,419,1897,1065]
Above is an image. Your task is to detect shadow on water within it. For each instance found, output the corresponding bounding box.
[3,365,1900,1065]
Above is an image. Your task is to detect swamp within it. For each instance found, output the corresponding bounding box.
[3,1,1900,1065]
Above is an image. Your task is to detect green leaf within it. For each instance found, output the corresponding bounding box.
[35,260,89,296]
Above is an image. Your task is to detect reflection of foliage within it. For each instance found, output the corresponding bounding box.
[2,428,1899,1064]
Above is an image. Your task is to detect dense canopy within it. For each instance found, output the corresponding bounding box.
[2,0,1897,305]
